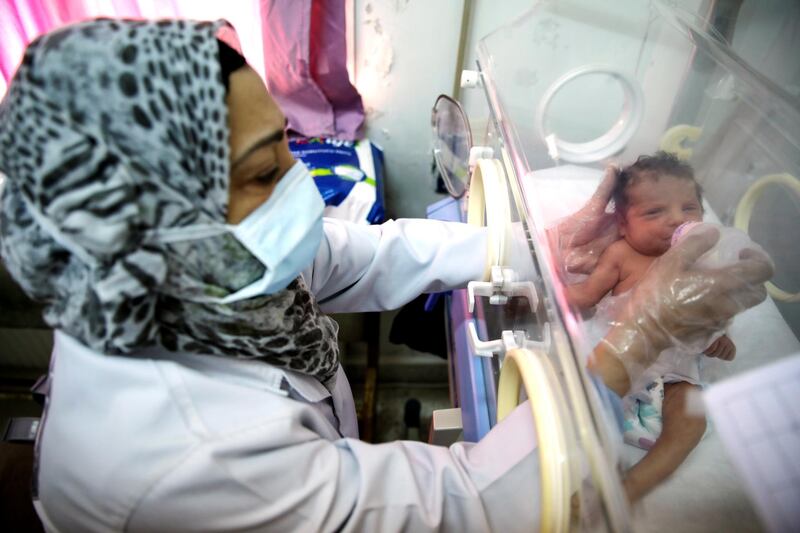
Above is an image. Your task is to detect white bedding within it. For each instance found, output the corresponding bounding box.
[522,164,800,532]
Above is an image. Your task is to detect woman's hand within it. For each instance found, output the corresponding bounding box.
[548,166,620,274]
[591,227,773,395]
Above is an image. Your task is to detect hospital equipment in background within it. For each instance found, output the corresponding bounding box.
[428,1,800,531]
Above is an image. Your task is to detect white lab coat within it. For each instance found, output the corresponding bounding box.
[34,218,542,533]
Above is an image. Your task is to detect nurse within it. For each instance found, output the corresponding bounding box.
[0,20,771,532]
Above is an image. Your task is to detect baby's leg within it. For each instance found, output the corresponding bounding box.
[623,381,706,502]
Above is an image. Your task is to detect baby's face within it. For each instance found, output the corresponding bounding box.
[620,175,702,255]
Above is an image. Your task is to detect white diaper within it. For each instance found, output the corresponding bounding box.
[583,292,715,449]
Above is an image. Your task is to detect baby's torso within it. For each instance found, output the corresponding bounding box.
[612,242,659,295]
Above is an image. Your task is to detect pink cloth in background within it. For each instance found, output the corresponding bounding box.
[260,0,335,138]
[260,0,364,141]
[310,0,364,140]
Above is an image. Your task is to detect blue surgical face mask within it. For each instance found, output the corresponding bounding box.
[147,160,324,303]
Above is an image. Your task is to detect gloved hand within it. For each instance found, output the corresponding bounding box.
[595,226,773,392]
[548,166,620,274]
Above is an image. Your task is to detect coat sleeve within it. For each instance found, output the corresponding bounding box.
[126,399,541,533]
[303,218,488,313]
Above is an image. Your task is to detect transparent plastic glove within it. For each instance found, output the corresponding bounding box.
[548,166,620,274]
[599,227,773,389]
[671,221,765,270]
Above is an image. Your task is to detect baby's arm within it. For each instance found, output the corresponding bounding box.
[566,245,621,309]
[704,334,736,361]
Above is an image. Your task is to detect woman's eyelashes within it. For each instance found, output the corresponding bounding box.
[253,167,279,186]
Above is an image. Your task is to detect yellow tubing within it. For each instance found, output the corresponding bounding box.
[659,125,702,160]
[498,348,570,533]
[734,172,800,302]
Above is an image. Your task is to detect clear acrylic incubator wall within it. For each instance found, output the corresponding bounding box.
[431,1,800,531]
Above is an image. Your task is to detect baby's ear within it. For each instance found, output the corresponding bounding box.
[615,210,627,236]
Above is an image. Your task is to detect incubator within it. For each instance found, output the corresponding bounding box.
[429,1,800,531]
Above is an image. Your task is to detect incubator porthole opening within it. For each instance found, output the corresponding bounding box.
[536,65,644,164]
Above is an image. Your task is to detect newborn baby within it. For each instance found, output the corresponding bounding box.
[566,152,735,502]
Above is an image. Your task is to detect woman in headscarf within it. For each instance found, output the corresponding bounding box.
[0,19,771,532]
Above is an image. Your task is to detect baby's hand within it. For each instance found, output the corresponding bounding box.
[704,335,736,361]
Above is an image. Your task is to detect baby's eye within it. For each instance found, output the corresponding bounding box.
[683,204,699,212]
[644,208,663,216]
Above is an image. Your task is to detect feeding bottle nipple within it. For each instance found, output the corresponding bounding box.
[671,221,767,270]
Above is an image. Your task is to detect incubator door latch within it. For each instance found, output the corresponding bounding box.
[468,146,494,173]
[468,265,539,313]
[467,322,551,360]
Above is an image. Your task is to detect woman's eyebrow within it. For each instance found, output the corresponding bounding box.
[231,125,286,171]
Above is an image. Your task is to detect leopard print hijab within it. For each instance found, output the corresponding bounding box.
[0,19,340,384]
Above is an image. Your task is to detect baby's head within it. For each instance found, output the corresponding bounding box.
[613,151,703,256]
